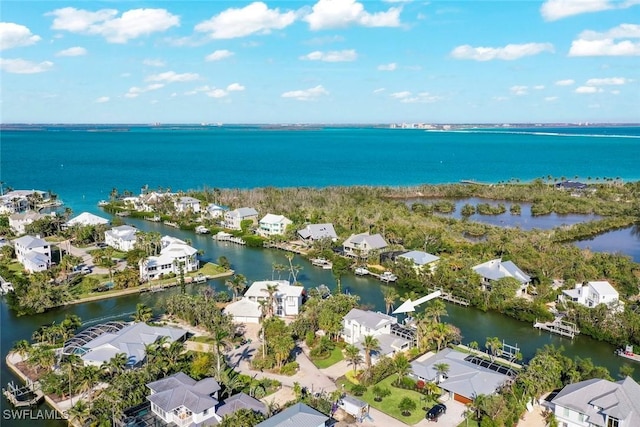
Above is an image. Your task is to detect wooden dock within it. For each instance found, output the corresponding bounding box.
[440,291,470,306]
[164,221,180,228]
[213,233,246,245]
[534,317,579,339]
[263,241,307,254]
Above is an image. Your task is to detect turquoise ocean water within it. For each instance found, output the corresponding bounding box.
[2,125,640,213]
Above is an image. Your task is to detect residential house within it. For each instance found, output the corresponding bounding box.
[0,190,48,214]
[174,196,201,214]
[342,308,412,360]
[147,373,221,427]
[13,235,52,273]
[297,223,338,245]
[258,214,293,237]
[243,280,304,317]
[256,402,330,427]
[9,211,48,235]
[216,392,267,418]
[342,232,388,258]
[555,180,588,191]
[62,321,187,367]
[65,212,110,227]
[410,348,512,405]
[223,298,263,324]
[548,376,640,427]
[560,281,621,309]
[472,258,531,295]
[104,225,138,252]
[397,250,440,273]
[223,207,258,230]
[204,203,225,219]
[140,237,199,281]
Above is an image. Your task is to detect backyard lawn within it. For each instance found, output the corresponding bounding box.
[311,346,344,369]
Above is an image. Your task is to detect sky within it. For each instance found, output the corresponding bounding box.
[1,0,639,124]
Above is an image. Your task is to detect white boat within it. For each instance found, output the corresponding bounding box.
[0,282,14,295]
[616,345,640,363]
[355,267,369,276]
[97,200,109,207]
[379,271,398,283]
[311,258,333,269]
[195,226,210,234]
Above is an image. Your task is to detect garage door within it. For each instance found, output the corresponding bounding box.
[454,394,473,405]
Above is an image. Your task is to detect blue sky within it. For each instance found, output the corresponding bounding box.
[1,0,638,124]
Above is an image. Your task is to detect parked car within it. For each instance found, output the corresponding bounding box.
[426,403,446,421]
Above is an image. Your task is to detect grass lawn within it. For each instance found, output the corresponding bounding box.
[311,346,343,369]
[197,262,228,276]
[457,420,479,427]
[357,376,431,425]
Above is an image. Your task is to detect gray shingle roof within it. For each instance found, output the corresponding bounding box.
[216,392,266,417]
[147,373,220,414]
[345,233,388,249]
[297,224,337,240]
[256,403,328,427]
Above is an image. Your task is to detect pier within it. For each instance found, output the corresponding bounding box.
[534,317,580,339]
[164,221,179,228]
[262,241,307,255]
[213,232,246,245]
[2,380,44,407]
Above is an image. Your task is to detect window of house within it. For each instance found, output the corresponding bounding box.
[562,407,569,417]
[607,416,620,427]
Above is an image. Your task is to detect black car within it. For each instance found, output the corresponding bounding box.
[426,403,447,421]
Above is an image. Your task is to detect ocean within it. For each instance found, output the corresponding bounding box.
[2,125,640,214]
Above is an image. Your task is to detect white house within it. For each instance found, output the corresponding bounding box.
[174,196,201,213]
[258,214,292,237]
[223,207,258,230]
[0,190,48,214]
[204,203,225,219]
[243,280,304,317]
[9,211,48,235]
[297,223,338,244]
[342,232,388,258]
[472,258,530,295]
[256,403,329,427]
[13,235,52,273]
[140,238,199,281]
[66,212,110,227]
[561,281,621,309]
[223,298,263,324]
[147,373,221,427]
[397,250,440,273]
[342,308,412,359]
[104,225,138,251]
[548,376,640,427]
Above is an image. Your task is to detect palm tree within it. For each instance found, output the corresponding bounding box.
[132,303,153,323]
[263,283,279,318]
[424,299,447,324]
[78,365,101,408]
[485,336,503,361]
[101,353,128,378]
[11,340,31,359]
[382,287,399,315]
[211,328,231,379]
[67,400,91,426]
[362,335,380,373]
[61,354,83,404]
[344,344,363,374]
[393,352,411,385]
[434,362,450,384]
[229,274,247,301]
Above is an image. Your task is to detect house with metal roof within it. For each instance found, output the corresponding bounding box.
[216,392,267,418]
[397,250,440,273]
[104,225,138,252]
[256,402,330,427]
[147,372,221,426]
[410,348,512,405]
[174,196,201,214]
[258,214,293,237]
[223,207,259,230]
[342,308,412,360]
[13,235,51,273]
[342,232,388,258]
[472,258,530,296]
[548,376,640,427]
[244,280,304,317]
[139,237,199,281]
[65,211,110,227]
[297,223,338,244]
[223,298,263,324]
[560,280,621,310]
[9,211,48,235]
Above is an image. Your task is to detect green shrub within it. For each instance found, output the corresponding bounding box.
[279,361,299,376]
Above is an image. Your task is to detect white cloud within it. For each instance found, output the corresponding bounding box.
[281,85,329,101]
[390,91,411,99]
[0,23,41,50]
[205,49,235,61]
[145,71,200,83]
[125,83,164,98]
[300,49,357,62]
[390,91,441,103]
[207,88,228,98]
[540,0,640,21]
[555,79,575,86]
[304,0,402,30]
[533,85,545,90]
[0,58,53,74]
[378,62,397,71]
[575,86,603,93]
[47,7,179,43]
[569,23,640,56]
[373,88,386,94]
[586,77,630,85]
[545,96,559,101]
[95,96,110,103]
[450,42,554,61]
[143,59,166,67]
[510,85,529,96]
[227,83,245,91]
[195,2,296,39]
[56,46,87,57]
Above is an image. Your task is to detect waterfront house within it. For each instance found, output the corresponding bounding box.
[0,190,48,214]
[410,348,512,404]
[256,402,330,427]
[397,250,440,273]
[13,235,51,273]
[147,373,221,427]
[223,298,263,324]
[342,308,412,360]
[104,225,138,251]
[139,237,199,281]
[560,280,621,310]
[555,180,588,191]
[204,203,225,219]
[342,232,388,258]
[243,280,304,317]
[223,207,258,230]
[297,223,338,245]
[472,258,530,295]
[62,321,187,367]
[65,211,110,227]
[9,211,48,235]
[258,214,293,237]
[547,376,640,427]
[124,191,172,212]
[216,392,267,418]
[174,196,201,214]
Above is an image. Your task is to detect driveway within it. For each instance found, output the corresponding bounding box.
[414,398,467,427]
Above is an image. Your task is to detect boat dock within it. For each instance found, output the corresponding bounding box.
[439,291,470,306]
[310,258,333,269]
[263,241,307,254]
[2,380,44,407]
[213,232,246,245]
[534,317,580,339]
[164,221,180,228]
